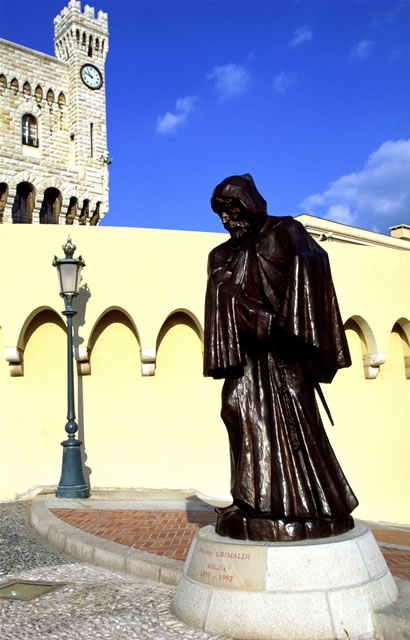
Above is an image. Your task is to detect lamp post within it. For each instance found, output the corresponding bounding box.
[53,236,90,498]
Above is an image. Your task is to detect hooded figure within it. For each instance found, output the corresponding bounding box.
[204,174,358,541]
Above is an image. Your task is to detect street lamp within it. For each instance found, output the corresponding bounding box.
[53,236,90,498]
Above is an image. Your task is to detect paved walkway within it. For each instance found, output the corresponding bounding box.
[50,506,410,579]
[1,490,409,639]
[0,499,233,640]
[44,489,410,581]
[49,508,217,561]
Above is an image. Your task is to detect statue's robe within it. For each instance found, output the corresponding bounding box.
[204,215,358,529]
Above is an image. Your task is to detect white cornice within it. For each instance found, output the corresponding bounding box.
[296,214,410,251]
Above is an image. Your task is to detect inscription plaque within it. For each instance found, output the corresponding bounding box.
[186,530,266,591]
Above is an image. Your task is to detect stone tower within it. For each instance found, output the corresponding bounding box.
[0,0,109,225]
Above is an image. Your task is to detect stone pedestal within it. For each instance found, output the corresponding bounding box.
[172,522,398,640]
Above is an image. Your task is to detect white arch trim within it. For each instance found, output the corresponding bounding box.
[5,305,64,377]
[346,315,386,379]
[142,308,204,378]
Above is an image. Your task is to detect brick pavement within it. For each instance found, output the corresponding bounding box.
[51,508,216,561]
[50,508,410,580]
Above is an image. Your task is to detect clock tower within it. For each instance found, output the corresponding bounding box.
[54,0,109,214]
[0,1,109,224]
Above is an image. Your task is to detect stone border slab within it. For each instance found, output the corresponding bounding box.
[30,495,183,585]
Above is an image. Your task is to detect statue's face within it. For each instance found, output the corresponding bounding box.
[215,198,252,239]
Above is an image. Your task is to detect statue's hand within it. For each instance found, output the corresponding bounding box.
[235,295,275,340]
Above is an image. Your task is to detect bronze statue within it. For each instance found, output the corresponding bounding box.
[204,174,358,542]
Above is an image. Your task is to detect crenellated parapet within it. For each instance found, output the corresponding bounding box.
[54,1,108,62]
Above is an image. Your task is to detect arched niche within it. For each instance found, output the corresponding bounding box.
[157,309,203,351]
[155,310,203,378]
[4,307,65,376]
[85,307,141,376]
[35,85,43,103]
[46,89,55,106]
[389,318,410,379]
[344,315,385,379]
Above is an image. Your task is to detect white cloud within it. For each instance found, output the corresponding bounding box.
[273,71,295,94]
[289,26,312,48]
[156,96,197,135]
[349,39,373,60]
[208,63,250,100]
[301,139,410,232]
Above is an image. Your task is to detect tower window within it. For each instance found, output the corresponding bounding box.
[22,114,38,147]
[23,81,31,97]
[88,35,93,57]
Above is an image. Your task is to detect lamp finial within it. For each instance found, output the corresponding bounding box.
[63,235,76,259]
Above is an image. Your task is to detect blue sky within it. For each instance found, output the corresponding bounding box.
[1,0,410,234]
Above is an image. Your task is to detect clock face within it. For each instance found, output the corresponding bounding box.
[80,64,103,90]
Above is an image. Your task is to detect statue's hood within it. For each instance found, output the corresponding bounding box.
[211,174,267,217]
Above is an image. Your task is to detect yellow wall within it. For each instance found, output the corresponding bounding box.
[0,223,408,525]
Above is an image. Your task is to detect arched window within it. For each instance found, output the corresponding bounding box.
[90,201,101,226]
[79,199,89,224]
[0,75,7,90]
[0,183,8,222]
[23,81,31,97]
[39,187,62,224]
[12,182,35,223]
[22,114,38,147]
[66,196,78,225]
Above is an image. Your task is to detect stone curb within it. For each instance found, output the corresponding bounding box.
[29,495,183,586]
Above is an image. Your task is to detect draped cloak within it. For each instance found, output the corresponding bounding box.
[204,211,358,520]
